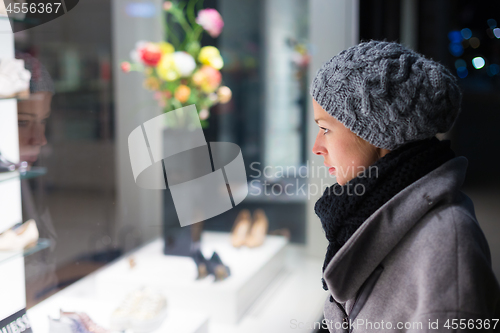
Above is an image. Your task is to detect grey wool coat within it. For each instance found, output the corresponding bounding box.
[322,156,500,332]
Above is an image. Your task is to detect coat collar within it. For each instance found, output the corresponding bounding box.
[323,156,468,303]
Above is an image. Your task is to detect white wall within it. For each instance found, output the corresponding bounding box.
[112,0,165,248]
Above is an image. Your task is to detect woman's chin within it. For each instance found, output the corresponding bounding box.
[20,155,38,164]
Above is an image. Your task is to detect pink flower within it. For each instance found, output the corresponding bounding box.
[196,9,224,38]
[163,1,172,11]
[121,61,131,73]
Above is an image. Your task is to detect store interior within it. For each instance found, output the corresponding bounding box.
[0,0,499,332]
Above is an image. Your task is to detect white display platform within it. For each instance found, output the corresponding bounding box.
[95,232,288,324]
[209,245,328,333]
[27,233,327,333]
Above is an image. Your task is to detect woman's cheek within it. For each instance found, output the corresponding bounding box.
[18,127,31,146]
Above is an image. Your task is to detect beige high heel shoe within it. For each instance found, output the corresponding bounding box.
[245,209,268,248]
[0,219,39,251]
[231,209,251,248]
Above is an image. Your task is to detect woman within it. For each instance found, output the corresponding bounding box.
[311,41,500,332]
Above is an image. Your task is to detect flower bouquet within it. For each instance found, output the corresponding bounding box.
[121,0,231,127]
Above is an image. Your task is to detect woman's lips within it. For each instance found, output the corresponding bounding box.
[324,162,336,175]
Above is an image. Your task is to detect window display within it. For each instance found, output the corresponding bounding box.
[1,2,324,330]
[5,1,498,333]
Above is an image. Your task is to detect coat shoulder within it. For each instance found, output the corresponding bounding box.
[393,191,500,317]
[414,191,491,263]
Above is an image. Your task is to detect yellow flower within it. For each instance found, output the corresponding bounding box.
[198,46,224,70]
[156,53,179,81]
[158,41,175,55]
[174,85,191,103]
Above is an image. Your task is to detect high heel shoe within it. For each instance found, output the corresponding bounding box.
[0,219,39,251]
[245,209,268,248]
[0,151,28,173]
[60,310,111,333]
[208,251,231,282]
[231,209,251,248]
[192,249,209,280]
[191,249,231,282]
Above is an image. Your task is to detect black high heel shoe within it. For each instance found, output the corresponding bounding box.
[207,252,231,282]
[192,249,209,280]
[191,250,231,281]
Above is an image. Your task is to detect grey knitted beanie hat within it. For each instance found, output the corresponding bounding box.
[310,40,462,150]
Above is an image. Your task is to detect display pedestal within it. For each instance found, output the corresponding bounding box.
[95,232,288,324]
[27,233,326,333]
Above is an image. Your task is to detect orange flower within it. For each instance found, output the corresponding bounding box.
[192,65,222,93]
[174,85,191,103]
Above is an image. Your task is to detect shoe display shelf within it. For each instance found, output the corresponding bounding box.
[0,238,50,265]
[0,26,31,328]
[95,231,288,325]
[0,167,47,183]
[0,239,51,328]
[0,96,31,101]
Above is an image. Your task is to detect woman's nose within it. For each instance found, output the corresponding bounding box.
[31,124,47,146]
[312,132,326,156]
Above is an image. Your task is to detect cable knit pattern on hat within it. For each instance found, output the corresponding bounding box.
[310,40,462,150]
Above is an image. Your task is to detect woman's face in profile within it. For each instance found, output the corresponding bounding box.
[17,91,52,165]
[311,98,384,186]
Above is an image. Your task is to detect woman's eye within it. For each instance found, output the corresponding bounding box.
[320,127,329,135]
[18,121,29,127]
